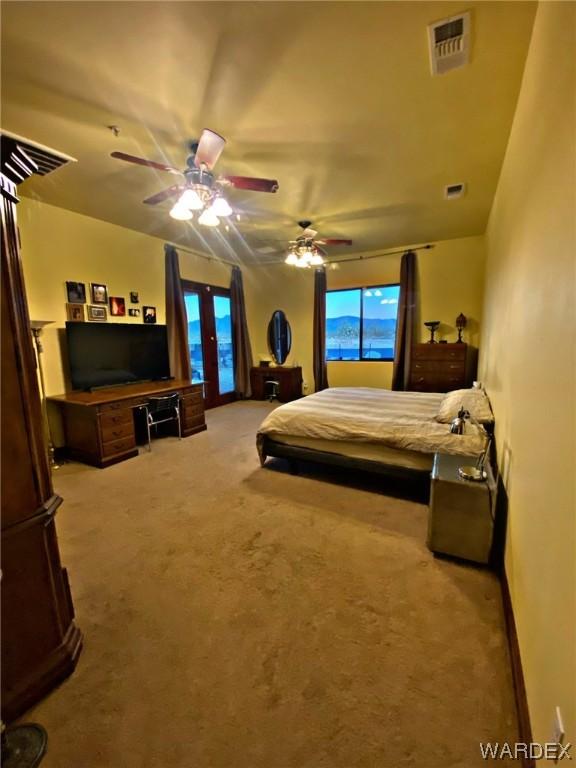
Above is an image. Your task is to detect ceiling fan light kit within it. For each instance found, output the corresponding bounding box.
[111,128,278,228]
[284,221,353,269]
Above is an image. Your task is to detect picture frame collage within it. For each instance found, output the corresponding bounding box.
[65,282,156,324]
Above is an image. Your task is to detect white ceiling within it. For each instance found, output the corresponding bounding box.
[1,1,536,263]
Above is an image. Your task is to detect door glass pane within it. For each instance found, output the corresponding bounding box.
[325,289,361,360]
[214,295,234,394]
[184,292,205,383]
[362,284,400,360]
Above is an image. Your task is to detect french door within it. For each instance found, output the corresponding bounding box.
[182,280,235,409]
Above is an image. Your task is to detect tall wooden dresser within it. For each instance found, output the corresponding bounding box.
[408,343,477,393]
[1,139,82,721]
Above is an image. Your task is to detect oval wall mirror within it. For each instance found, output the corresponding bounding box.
[268,310,292,365]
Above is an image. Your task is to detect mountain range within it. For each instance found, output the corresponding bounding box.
[326,316,396,337]
[188,316,231,340]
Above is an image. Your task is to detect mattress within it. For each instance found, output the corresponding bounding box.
[258,387,485,457]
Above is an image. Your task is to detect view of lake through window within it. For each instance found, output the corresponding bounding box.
[326,284,400,361]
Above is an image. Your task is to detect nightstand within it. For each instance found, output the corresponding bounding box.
[428,453,496,564]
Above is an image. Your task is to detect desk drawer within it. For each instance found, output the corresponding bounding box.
[183,413,205,430]
[98,401,127,413]
[101,420,134,444]
[101,435,136,458]
[99,409,133,428]
[181,390,203,406]
[182,401,204,419]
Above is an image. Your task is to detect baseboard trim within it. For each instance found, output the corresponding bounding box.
[501,569,535,768]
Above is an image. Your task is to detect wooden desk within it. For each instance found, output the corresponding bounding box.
[48,380,206,468]
[250,366,302,402]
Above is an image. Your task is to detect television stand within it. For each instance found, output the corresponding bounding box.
[48,379,206,468]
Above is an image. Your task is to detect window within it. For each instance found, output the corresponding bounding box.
[325,284,400,361]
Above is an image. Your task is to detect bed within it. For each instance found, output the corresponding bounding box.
[256,387,489,481]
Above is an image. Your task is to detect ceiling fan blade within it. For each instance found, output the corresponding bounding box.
[316,238,353,246]
[143,185,184,205]
[223,176,279,193]
[302,228,317,238]
[110,151,181,175]
[193,129,226,170]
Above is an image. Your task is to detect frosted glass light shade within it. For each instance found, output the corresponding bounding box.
[285,253,299,265]
[169,204,193,221]
[198,208,220,227]
[211,196,232,217]
[179,188,204,210]
[310,253,324,266]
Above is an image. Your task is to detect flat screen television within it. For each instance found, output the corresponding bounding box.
[66,322,171,391]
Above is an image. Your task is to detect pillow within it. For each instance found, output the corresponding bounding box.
[435,388,494,424]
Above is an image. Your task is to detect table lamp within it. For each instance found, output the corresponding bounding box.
[449,407,491,481]
[456,313,467,343]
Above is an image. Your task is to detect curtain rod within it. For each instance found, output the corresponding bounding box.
[324,243,434,265]
[258,242,435,267]
[165,242,239,268]
[167,241,434,269]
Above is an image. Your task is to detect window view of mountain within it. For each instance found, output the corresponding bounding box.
[325,285,400,361]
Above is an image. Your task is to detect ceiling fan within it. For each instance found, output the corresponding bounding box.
[285,221,352,267]
[110,128,279,227]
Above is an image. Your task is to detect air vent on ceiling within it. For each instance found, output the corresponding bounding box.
[445,182,466,199]
[0,130,76,176]
[428,12,470,75]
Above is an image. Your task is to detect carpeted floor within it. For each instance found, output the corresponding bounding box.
[27,401,517,767]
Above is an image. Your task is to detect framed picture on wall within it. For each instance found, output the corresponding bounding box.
[109,296,126,316]
[66,281,86,303]
[91,283,108,304]
[128,308,140,317]
[130,291,139,304]
[87,305,107,322]
[66,303,85,322]
[143,306,156,324]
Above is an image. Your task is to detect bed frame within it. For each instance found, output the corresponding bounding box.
[257,433,432,484]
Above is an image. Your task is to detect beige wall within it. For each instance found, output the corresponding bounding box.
[19,198,486,413]
[18,198,232,442]
[19,197,232,395]
[246,236,485,392]
[479,1,575,749]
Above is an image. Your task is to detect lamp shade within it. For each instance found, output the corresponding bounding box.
[211,196,232,217]
[169,204,193,221]
[179,188,204,211]
[198,207,219,227]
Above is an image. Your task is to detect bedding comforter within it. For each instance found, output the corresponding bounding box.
[258,387,485,456]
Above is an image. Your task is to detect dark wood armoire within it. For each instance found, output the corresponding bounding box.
[1,138,82,721]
